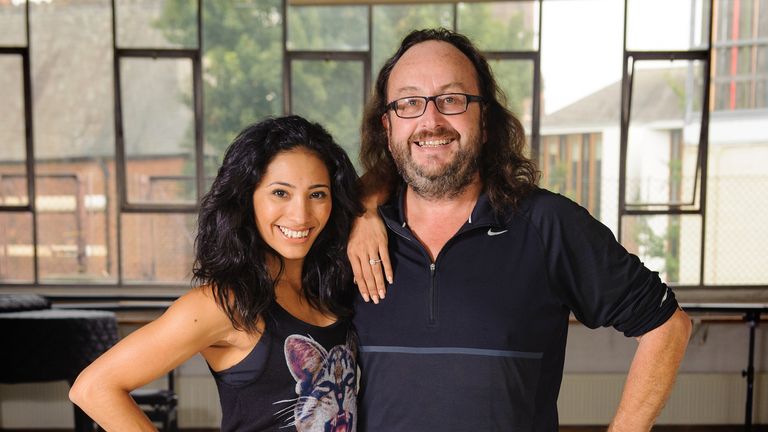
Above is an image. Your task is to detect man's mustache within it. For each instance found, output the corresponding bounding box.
[409,126,459,142]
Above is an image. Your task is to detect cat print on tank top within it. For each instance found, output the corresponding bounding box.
[275,334,357,432]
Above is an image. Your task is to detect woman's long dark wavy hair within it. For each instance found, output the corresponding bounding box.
[360,28,539,211]
[194,115,362,333]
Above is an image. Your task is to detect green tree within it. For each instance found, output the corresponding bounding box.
[155,1,540,174]
[157,0,284,178]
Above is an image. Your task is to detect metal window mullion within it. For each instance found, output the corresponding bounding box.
[287,50,369,60]
[0,47,27,54]
[25,0,38,284]
[624,208,704,216]
[120,205,198,214]
[453,3,458,31]
[626,50,708,61]
[115,48,199,58]
[674,284,768,291]
[483,51,538,61]
[617,53,631,242]
[529,52,541,161]
[366,3,372,104]
[282,0,289,115]
[698,0,716,289]
[193,50,204,202]
[532,0,543,162]
[111,0,124,285]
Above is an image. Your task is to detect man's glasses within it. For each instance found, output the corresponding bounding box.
[385,93,484,119]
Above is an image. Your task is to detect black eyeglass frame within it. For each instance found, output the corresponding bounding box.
[385,93,484,119]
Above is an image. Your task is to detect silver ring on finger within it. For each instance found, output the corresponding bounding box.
[369,258,382,265]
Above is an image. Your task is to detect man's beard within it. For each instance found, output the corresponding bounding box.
[389,126,481,200]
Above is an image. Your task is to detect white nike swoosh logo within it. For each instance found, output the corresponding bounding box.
[487,228,508,236]
[660,289,669,307]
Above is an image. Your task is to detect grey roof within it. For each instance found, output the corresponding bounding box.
[542,67,694,130]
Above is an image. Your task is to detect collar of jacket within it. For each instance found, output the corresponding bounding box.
[378,182,510,238]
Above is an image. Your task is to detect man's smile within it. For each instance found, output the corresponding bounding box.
[413,138,454,147]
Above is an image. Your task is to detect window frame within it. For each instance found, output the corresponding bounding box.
[2,0,767,297]
[0,1,39,282]
[618,36,713,288]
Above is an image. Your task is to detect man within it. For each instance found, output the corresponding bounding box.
[347,28,691,431]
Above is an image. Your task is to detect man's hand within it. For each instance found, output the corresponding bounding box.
[608,307,692,431]
[347,207,392,304]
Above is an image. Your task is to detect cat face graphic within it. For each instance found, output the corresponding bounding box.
[283,334,357,432]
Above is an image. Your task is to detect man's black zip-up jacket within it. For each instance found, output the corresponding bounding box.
[354,187,678,431]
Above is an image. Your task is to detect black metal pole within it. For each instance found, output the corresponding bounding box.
[741,311,759,432]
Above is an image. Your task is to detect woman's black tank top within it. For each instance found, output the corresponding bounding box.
[210,302,356,432]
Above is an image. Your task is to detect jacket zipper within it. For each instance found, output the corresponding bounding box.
[428,263,436,325]
[384,217,495,327]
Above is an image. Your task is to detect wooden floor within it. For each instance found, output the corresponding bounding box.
[562,427,767,432]
[3,427,766,432]
[202,426,758,431]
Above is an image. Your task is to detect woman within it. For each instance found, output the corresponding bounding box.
[70,116,362,432]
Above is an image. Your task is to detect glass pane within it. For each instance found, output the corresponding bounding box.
[627,0,709,51]
[0,212,34,283]
[621,214,701,285]
[1,172,27,207]
[291,60,364,171]
[625,60,705,209]
[539,133,603,218]
[0,0,26,46]
[31,0,115,160]
[116,0,198,49]
[458,1,539,51]
[372,4,453,75]
[540,0,623,231]
[287,5,368,51]
[490,59,533,132]
[0,55,27,206]
[704,115,768,285]
[120,57,196,204]
[35,174,114,283]
[122,213,195,283]
[31,0,117,283]
[201,0,283,191]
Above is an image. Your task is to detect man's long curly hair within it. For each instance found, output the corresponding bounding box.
[194,116,362,333]
[360,28,538,211]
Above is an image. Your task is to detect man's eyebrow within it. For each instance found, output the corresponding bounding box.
[391,82,469,97]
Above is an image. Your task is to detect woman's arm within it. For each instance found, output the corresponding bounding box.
[347,173,392,304]
[69,287,234,431]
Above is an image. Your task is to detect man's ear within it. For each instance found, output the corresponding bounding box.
[481,105,488,143]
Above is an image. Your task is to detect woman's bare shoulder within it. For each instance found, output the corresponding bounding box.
[157,285,236,342]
